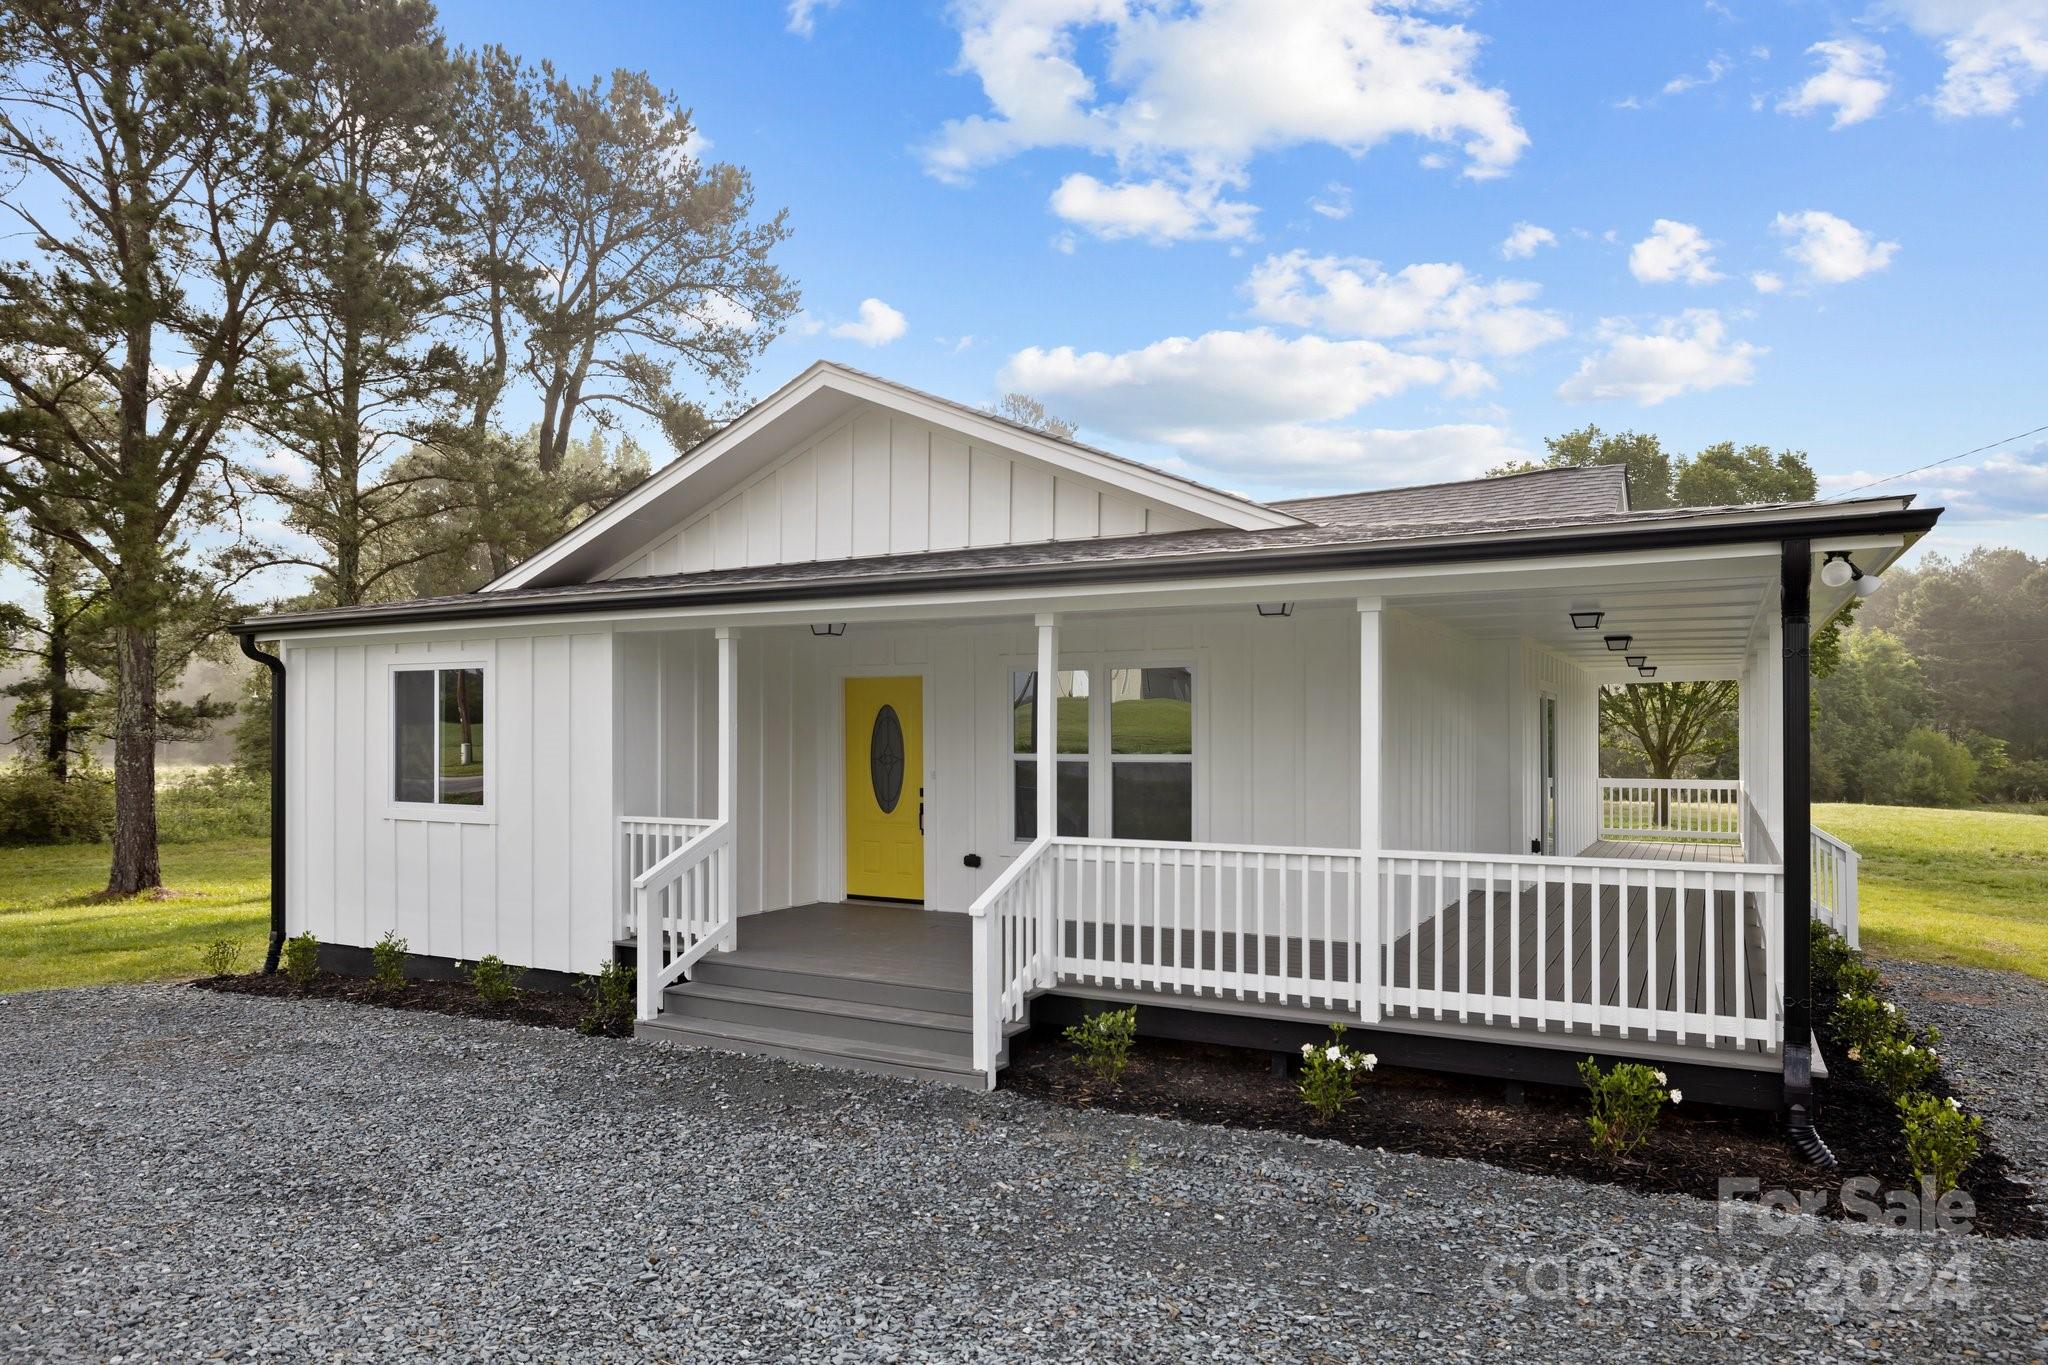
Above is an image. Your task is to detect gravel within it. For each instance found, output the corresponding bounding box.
[1878,956,2048,1192]
[1,984,2044,1363]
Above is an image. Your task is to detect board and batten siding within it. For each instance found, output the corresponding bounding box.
[282,629,617,975]
[1509,638,1601,856]
[618,603,1551,918]
[596,406,1203,580]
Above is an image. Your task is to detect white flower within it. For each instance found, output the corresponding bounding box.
[1361,1054,1378,1070]
[1946,1096,1962,1112]
[1846,1046,1862,1062]
[1325,1045,1343,1063]
[1301,1043,1315,1058]
[1653,1069,1668,1085]
[1669,1089,1683,1105]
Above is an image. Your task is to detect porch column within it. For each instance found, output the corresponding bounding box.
[716,626,738,951]
[1034,613,1059,989]
[1357,597,1383,1024]
[1778,540,1815,1118]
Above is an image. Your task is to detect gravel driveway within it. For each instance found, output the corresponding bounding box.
[1878,957,2048,1191]
[1,985,2043,1363]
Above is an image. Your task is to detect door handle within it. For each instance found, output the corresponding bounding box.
[918,787,925,835]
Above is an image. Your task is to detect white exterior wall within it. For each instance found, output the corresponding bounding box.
[598,407,1202,580]
[282,629,617,975]
[1507,639,1603,857]
[1738,589,1785,859]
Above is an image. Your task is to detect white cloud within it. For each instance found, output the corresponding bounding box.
[1772,209,1899,282]
[923,0,1527,241]
[1750,270,1785,293]
[1557,310,1763,405]
[1499,221,1557,259]
[828,298,908,346]
[1887,0,2048,116]
[1824,442,2048,519]
[1779,38,1891,127]
[1309,182,1353,220]
[1048,172,1257,242]
[1628,219,1723,285]
[1243,251,1568,359]
[786,0,840,38]
[249,449,312,483]
[786,0,843,38]
[1662,55,1732,95]
[1159,421,1527,489]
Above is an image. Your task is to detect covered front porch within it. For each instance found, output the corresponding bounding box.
[612,539,1872,1097]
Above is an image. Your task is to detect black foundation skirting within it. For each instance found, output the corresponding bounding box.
[315,942,588,998]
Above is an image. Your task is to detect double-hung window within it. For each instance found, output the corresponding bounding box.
[393,666,486,807]
[1012,662,1196,842]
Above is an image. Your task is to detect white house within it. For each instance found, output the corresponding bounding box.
[235,361,1935,1127]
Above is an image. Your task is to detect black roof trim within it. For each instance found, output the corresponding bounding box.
[235,504,1940,637]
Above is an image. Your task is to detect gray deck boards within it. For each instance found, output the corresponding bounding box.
[1578,837,1748,864]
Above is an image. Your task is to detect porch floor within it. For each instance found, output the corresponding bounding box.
[723,901,969,990]
[1578,837,1748,863]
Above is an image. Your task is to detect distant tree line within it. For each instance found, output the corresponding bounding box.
[0,0,797,884]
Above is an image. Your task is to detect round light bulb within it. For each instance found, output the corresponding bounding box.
[1854,571,1881,597]
[1819,557,1854,588]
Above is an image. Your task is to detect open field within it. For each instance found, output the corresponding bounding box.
[1814,802,2048,981]
[0,841,269,993]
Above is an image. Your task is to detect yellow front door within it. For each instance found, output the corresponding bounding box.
[844,676,924,901]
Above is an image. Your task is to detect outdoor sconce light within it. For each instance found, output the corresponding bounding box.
[1820,551,1855,589]
[1256,602,1294,617]
[1604,634,1633,652]
[1625,655,1647,668]
[810,622,847,637]
[1638,665,1658,678]
[1569,610,1604,630]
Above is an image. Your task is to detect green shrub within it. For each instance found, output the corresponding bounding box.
[282,932,320,990]
[1832,992,1910,1058]
[1578,1058,1680,1159]
[371,931,409,994]
[1809,922,1881,1024]
[1860,1032,1943,1099]
[198,938,243,977]
[1297,1023,1376,1122]
[470,954,521,1007]
[1897,1093,1982,1195]
[0,761,112,845]
[1062,1005,1137,1084]
[156,766,269,843]
[577,960,637,1037]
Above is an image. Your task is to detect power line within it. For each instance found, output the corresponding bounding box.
[1824,421,2048,501]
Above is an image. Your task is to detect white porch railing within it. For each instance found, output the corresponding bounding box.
[619,816,721,941]
[1376,850,1783,1051]
[1598,778,1743,842]
[968,836,1055,1074]
[1810,826,1861,948]
[634,820,735,1022]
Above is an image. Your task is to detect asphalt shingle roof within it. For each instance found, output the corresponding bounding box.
[1270,463,1631,529]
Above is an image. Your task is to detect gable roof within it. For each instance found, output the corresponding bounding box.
[486,360,1305,592]
[243,490,1936,635]
[1272,463,1631,530]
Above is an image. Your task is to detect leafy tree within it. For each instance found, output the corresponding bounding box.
[1496,425,1674,508]
[0,527,102,778]
[1863,727,1979,808]
[988,392,1077,441]
[0,0,336,892]
[1812,629,1936,801]
[255,0,466,607]
[1600,681,1737,784]
[522,68,797,470]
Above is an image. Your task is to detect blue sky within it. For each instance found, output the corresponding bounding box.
[430,0,2048,559]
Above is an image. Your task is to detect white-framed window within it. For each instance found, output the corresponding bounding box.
[1010,661,1196,842]
[392,665,487,809]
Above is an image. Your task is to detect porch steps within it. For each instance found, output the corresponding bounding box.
[637,954,996,1091]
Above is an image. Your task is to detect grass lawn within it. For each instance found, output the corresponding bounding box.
[1813,802,2048,981]
[0,839,269,993]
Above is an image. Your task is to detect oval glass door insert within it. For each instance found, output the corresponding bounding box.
[869,705,905,813]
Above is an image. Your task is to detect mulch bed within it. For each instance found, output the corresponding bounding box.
[1003,1031,2045,1240]
[196,971,605,1034]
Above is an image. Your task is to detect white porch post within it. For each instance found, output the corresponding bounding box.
[716,626,738,951]
[1357,597,1383,1024]
[1034,612,1059,987]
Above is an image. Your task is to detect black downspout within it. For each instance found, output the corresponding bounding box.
[235,632,288,974]
[1779,538,1834,1167]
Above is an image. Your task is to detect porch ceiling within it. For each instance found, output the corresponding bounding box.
[1397,570,1773,681]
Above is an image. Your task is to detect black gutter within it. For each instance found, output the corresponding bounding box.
[235,633,287,974]
[1779,536,1834,1168]
[234,506,1942,636]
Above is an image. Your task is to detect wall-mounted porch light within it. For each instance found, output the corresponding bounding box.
[1603,634,1633,652]
[1624,655,1647,668]
[1821,550,1884,598]
[810,622,847,637]
[1256,602,1294,618]
[1569,610,1604,630]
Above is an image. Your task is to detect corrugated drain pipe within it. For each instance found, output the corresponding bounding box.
[234,631,287,974]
